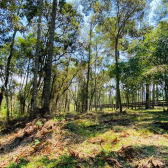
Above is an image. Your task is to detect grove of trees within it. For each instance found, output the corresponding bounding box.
[0,0,168,121]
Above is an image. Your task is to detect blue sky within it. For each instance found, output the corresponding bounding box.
[149,0,161,24]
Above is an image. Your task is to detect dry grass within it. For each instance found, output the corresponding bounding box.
[0,108,168,167]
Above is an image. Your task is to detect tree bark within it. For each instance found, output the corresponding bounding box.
[43,0,57,114]
[5,89,10,122]
[152,83,155,108]
[85,23,92,112]
[95,42,97,112]
[32,0,43,115]
[22,59,30,114]
[0,28,17,108]
[126,91,129,109]
[115,38,122,112]
[145,83,150,109]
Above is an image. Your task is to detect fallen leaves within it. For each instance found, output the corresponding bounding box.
[136,156,165,168]
[104,157,123,168]
[1,111,168,167]
[111,137,119,144]
[117,145,138,162]
[87,137,105,144]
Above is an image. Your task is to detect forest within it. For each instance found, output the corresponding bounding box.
[0,0,168,167]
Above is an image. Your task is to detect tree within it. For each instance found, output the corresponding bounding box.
[43,0,57,114]
[32,0,43,115]
[153,0,168,24]
[99,0,147,112]
[0,0,25,121]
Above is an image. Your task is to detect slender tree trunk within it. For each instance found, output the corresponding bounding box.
[135,92,137,110]
[152,83,155,108]
[90,88,95,111]
[22,59,30,115]
[43,0,57,114]
[5,89,10,122]
[138,90,140,109]
[156,85,159,103]
[67,90,70,112]
[75,85,77,112]
[165,72,168,108]
[98,90,101,109]
[89,69,92,111]
[64,92,68,112]
[95,43,97,112]
[0,86,5,108]
[0,29,17,108]
[126,91,129,109]
[109,90,111,109]
[115,38,122,112]
[85,23,92,113]
[142,84,144,103]
[146,83,150,109]
[164,52,168,107]
[132,96,133,110]
[10,89,13,117]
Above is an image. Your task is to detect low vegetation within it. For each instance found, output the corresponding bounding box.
[0,108,168,167]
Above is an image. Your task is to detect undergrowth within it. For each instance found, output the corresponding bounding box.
[0,108,168,168]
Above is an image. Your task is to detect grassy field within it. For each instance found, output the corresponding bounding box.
[0,107,168,167]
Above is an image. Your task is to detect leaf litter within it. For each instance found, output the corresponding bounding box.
[0,110,168,167]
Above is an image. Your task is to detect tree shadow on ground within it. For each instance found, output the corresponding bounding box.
[2,109,168,167]
[6,158,29,168]
[63,112,137,140]
[62,110,168,144]
[0,115,39,135]
[12,144,168,168]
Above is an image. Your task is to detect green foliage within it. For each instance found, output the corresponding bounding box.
[1,102,7,118]
[25,155,76,168]
[34,139,40,146]
[127,21,168,89]
[53,115,65,122]
[36,120,43,127]
[7,158,29,168]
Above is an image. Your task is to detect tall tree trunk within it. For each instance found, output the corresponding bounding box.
[145,83,150,109]
[95,42,97,112]
[165,71,168,108]
[0,28,17,108]
[67,90,70,112]
[5,89,10,122]
[152,83,155,109]
[9,85,13,117]
[64,92,68,112]
[75,85,77,112]
[85,23,92,112]
[0,86,5,108]
[89,68,92,111]
[132,95,134,110]
[156,85,159,102]
[32,0,43,115]
[164,51,168,106]
[115,38,122,112]
[109,90,111,109]
[22,59,30,114]
[141,83,144,103]
[126,91,129,109]
[43,0,57,114]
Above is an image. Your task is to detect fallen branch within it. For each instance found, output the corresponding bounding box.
[143,156,153,167]
[150,128,161,134]
[104,157,123,168]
